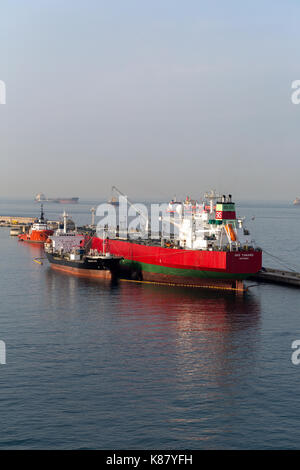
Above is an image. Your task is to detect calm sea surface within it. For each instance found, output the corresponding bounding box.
[0,199,300,449]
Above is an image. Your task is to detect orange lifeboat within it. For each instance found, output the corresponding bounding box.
[225,223,236,241]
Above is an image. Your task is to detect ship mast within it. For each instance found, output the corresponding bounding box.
[40,204,45,222]
[204,190,221,214]
[90,207,96,227]
[62,210,68,233]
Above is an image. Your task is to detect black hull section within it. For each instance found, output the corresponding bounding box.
[45,252,121,279]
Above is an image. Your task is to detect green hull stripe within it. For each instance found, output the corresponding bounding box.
[120,259,253,280]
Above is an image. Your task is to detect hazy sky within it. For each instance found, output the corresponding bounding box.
[0,0,299,201]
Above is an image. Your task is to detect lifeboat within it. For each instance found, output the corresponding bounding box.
[225,223,237,242]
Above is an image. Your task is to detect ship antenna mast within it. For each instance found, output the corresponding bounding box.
[90,207,96,227]
[62,210,68,233]
[204,189,221,213]
[40,204,44,222]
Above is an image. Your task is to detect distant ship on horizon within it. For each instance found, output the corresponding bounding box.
[35,193,79,204]
[293,197,300,206]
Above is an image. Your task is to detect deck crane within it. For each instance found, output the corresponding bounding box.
[111,186,149,234]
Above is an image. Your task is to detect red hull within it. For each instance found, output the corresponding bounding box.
[91,238,262,275]
[19,230,53,244]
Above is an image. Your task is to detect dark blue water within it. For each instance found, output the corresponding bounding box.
[1,200,300,449]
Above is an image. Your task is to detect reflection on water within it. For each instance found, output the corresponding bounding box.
[44,269,261,410]
[6,229,263,448]
[118,282,261,385]
[2,204,300,449]
[18,241,44,253]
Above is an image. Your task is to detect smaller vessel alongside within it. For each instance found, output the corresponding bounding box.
[45,238,122,279]
[45,211,122,279]
[48,210,83,251]
[293,197,300,206]
[45,247,122,280]
[18,205,54,244]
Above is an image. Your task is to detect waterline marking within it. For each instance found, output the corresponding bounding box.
[291,80,300,105]
[0,80,6,104]
[0,341,6,365]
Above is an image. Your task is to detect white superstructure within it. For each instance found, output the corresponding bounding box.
[164,193,255,252]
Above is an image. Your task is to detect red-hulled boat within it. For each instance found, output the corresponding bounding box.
[18,205,54,244]
[90,192,262,292]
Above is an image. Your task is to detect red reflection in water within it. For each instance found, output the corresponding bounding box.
[43,268,261,393]
[115,282,261,390]
[18,241,44,256]
[117,281,260,331]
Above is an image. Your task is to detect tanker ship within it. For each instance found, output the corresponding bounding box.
[35,193,79,204]
[90,191,262,292]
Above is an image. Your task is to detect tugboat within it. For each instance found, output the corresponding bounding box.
[18,205,54,244]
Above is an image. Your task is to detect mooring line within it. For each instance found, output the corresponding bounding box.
[262,249,299,272]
